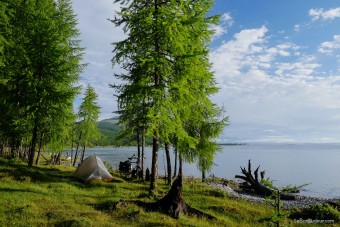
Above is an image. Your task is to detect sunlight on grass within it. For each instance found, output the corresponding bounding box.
[1,156,332,226]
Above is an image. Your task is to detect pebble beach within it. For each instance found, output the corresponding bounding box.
[208,182,332,210]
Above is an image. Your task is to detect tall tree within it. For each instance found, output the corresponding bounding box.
[112,0,226,194]
[76,85,101,163]
[0,2,11,151]
[0,0,84,166]
[0,0,31,155]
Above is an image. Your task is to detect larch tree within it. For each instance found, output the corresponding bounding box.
[0,2,9,72]
[0,0,84,166]
[112,0,227,197]
[0,2,10,152]
[76,85,101,163]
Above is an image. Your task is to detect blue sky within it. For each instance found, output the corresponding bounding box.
[72,0,340,143]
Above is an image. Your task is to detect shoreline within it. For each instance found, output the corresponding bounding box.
[207,182,336,210]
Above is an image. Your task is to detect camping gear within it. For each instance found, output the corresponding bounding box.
[74,154,113,182]
[119,154,143,179]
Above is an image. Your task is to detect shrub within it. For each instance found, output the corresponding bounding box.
[309,204,340,222]
[290,204,340,223]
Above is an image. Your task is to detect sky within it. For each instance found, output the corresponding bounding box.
[71,0,340,144]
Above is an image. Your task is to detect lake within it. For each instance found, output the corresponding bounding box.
[75,143,340,199]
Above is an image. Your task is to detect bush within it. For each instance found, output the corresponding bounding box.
[310,204,340,222]
[290,204,340,223]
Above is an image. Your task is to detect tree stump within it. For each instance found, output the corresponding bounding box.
[136,175,216,220]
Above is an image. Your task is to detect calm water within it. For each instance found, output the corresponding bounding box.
[74,143,340,199]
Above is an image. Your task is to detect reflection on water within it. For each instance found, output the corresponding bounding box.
[67,143,340,199]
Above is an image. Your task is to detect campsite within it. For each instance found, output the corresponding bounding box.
[0,155,271,226]
[1,155,340,226]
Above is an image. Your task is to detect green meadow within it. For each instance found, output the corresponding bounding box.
[1,157,338,226]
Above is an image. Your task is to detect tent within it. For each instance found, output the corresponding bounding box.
[74,154,113,182]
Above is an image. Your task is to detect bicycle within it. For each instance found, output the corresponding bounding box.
[119,154,143,180]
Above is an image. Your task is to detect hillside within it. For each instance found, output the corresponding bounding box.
[97,118,120,131]
[95,118,136,147]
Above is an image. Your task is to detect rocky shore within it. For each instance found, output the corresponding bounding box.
[207,182,330,210]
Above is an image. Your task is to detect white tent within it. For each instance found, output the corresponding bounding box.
[74,154,113,182]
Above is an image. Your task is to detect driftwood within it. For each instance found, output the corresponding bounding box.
[135,176,216,220]
[235,160,296,200]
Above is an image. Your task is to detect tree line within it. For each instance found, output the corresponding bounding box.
[0,0,100,167]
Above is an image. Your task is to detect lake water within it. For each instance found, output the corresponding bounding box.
[75,143,340,199]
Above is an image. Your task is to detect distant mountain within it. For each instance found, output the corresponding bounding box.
[96,118,152,147]
[95,118,132,146]
[97,118,121,132]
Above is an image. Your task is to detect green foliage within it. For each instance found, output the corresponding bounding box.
[112,0,227,191]
[261,177,274,188]
[0,0,84,164]
[289,204,340,224]
[0,2,9,72]
[262,190,288,226]
[307,204,340,222]
[76,84,101,148]
[261,177,309,194]
[281,183,310,193]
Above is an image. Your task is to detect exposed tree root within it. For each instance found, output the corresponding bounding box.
[235,160,296,200]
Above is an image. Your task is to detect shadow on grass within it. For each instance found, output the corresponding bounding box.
[0,188,47,195]
[0,157,118,190]
[0,158,74,182]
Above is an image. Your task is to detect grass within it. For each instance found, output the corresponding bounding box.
[0,156,338,226]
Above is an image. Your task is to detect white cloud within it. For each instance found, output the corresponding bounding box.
[309,7,340,21]
[72,0,126,120]
[221,12,234,27]
[210,12,233,39]
[275,56,320,77]
[210,24,227,38]
[319,35,340,54]
[210,27,340,142]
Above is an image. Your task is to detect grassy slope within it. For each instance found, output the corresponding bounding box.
[0,157,318,226]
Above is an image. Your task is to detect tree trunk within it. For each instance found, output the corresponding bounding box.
[73,132,82,166]
[150,135,159,192]
[28,120,38,167]
[178,151,183,177]
[73,141,80,166]
[141,126,145,179]
[80,144,86,163]
[70,130,74,165]
[57,152,61,165]
[137,176,216,220]
[70,141,73,165]
[35,132,44,165]
[172,147,177,178]
[10,136,16,157]
[137,128,141,166]
[165,142,171,185]
[157,175,185,218]
[202,170,206,183]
